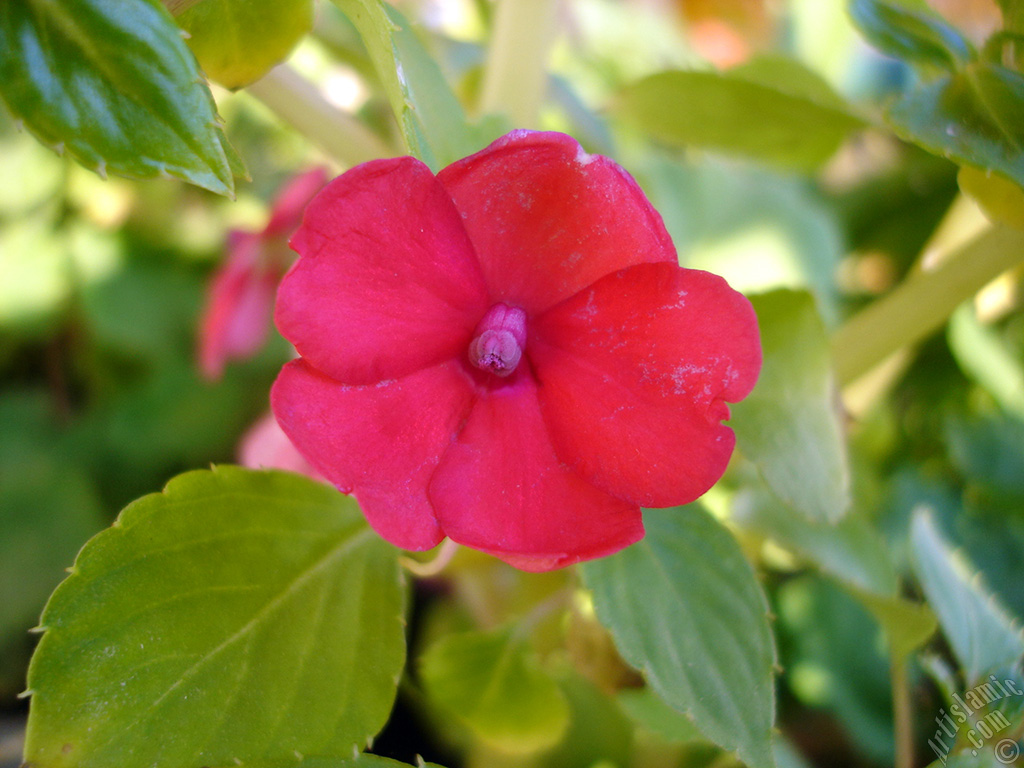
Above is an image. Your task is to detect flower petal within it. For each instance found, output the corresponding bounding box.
[263,166,329,239]
[198,230,277,380]
[280,157,490,385]
[271,358,476,551]
[437,130,676,315]
[428,375,643,571]
[238,412,323,481]
[531,263,761,507]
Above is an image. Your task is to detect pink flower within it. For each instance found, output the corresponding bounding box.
[271,131,761,571]
[238,412,323,481]
[198,167,329,380]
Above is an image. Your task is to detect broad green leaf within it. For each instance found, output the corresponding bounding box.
[419,626,569,754]
[178,0,314,89]
[948,303,1024,419]
[24,467,407,768]
[958,166,1024,231]
[0,0,243,196]
[885,62,1024,188]
[536,671,633,768]
[617,688,704,745]
[732,490,936,658]
[848,0,973,69]
[848,588,937,660]
[732,290,851,523]
[732,490,895,595]
[617,60,864,171]
[911,508,1024,685]
[330,0,504,170]
[582,506,777,768]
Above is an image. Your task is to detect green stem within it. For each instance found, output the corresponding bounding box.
[892,655,914,768]
[245,65,394,168]
[831,225,1024,386]
[479,0,561,127]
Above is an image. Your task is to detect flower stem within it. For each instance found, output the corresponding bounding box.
[245,65,394,168]
[831,224,1024,386]
[479,0,561,127]
[892,655,914,768]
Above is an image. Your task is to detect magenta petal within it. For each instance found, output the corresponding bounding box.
[238,412,323,481]
[428,375,643,572]
[437,131,677,315]
[279,157,490,385]
[271,358,476,551]
[198,231,277,380]
[263,166,329,239]
[531,263,762,507]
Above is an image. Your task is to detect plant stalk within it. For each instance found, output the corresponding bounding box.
[479,0,561,127]
[831,225,1024,386]
[892,655,914,768]
[246,65,394,168]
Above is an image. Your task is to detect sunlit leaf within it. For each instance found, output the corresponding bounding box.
[177,0,314,89]
[617,58,864,170]
[948,303,1024,419]
[583,506,777,768]
[732,290,850,523]
[958,166,1024,231]
[911,508,1024,685]
[24,467,406,768]
[537,671,633,768]
[0,0,243,195]
[329,0,504,170]
[419,626,569,754]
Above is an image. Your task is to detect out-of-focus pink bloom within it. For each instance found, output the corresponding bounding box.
[271,131,761,571]
[198,167,329,380]
[239,412,323,480]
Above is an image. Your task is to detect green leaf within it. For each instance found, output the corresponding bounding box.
[537,671,633,768]
[885,62,1024,188]
[178,0,314,89]
[732,290,851,523]
[616,688,705,745]
[958,166,1024,231]
[911,508,1024,685]
[24,467,406,768]
[419,626,570,754]
[0,0,243,196]
[848,0,973,69]
[732,490,936,659]
[617,59,864,170]
[948,303,1024,419]
[244,758,446,768]
[330,0,503,170]
[582,506,777,768]
[733,489,895,595]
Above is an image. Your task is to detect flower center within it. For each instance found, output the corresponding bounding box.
[469,303,527,377]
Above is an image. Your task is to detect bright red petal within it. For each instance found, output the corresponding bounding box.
[531,263,761,507]
[428,375,643,571]
[280,157,489,385]
[437,131,676,316]
[271,358,476,551]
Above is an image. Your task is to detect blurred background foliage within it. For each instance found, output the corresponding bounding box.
[1,0,1023,767]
